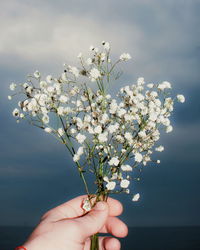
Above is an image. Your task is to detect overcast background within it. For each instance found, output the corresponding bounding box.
[0,0,199,233]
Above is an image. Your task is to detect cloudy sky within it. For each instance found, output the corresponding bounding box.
[0,0,200,233]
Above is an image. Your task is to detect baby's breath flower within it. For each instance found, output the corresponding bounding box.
[177,94,185,103]
[42,115,49,124]
[9,41,185,203]
[76,133,86,144]
[89,45,95,51]
[73,154,80,162]
[121,165,132,171]
[106,181,116,190]
[155,146,164,152]
[158,81,171,91]
[86,58,92,65]
[120,53,131,61]
[147,83,154,88]
[120,179,130,188]
[98,132,108,143]
[10,83,17,91]
[108,157,119,166]
[166,125,173,133]
[46,75,53,83]
[12,108,19,117]
[34,70,41,79]
[89,68,101,81]
[103,41,110,50]
[132,193,140,202]
[44,127,52,133]
[69,66,79,78]
[94,125,102,134]
[135,152,143,163]
[40,81,47,88]
[58,128,65,137]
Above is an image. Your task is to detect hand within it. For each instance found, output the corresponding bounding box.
[23,195,128,250]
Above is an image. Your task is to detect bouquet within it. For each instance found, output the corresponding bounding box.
[9,41,185,249]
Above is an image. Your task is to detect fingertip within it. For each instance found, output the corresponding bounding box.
[107,198,123,216]
[103,237,121,250]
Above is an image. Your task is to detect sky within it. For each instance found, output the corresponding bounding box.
[0,0,200,231]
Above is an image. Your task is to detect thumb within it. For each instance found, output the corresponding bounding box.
[74,201,109,240]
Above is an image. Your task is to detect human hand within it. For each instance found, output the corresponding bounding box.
[22,195,128,250]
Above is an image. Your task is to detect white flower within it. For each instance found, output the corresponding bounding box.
[149,112,158,122]
[40,81,47,88]
[73,154,80,162]
[82,198,92,212]
[147,83,154,88]
[132,193,140,202]
[116,135,124,143]
[100,53,106,61]
[108,123,119,134]
[44,127,52,133]
[94,125,102,134]
[76,133,86,144]
[70,128,77,134]
[135,152,143,163]
[59,95,68,103]
[100,113,109,124]
[106,181,116,190]
[109,100,118,114]
[121,164,132,171]
[158,81,171,91]
[157,160,161,164]
[177,94,185,103]
[57,106,64,116]
[86,58,92,65]
[34,70,40,79]
[120,53,131,61]
[47,86,54,93]
[10,83,17,91]
[98,132,108,143]
[46,75,53,83]
[120,179,130,188]
[90,68,101,81]
[117,108,126,117]
[138,130,146,138]
[125,132,133,141]
[103,42,110,50]
[12,108,19,117]
[108,157,119,166]
[77,146,84,156]
[58,128,65,137]
[155,146,164,152]
[89,45,95,51]
[42,115,49,124]
[137,77,145,86]
[166,125,173,133]
[69,66,79,78]
[8,95,12,100]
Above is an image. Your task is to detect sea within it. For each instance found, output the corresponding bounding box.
[0,226,199,250]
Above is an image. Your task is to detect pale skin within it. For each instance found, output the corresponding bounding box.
[22,195,128,250]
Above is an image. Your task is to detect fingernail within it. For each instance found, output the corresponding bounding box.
[94,201,106,211]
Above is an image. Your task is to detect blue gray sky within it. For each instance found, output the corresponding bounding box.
[0,0,200,229]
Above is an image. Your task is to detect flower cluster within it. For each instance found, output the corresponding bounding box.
[9,41,185,201]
